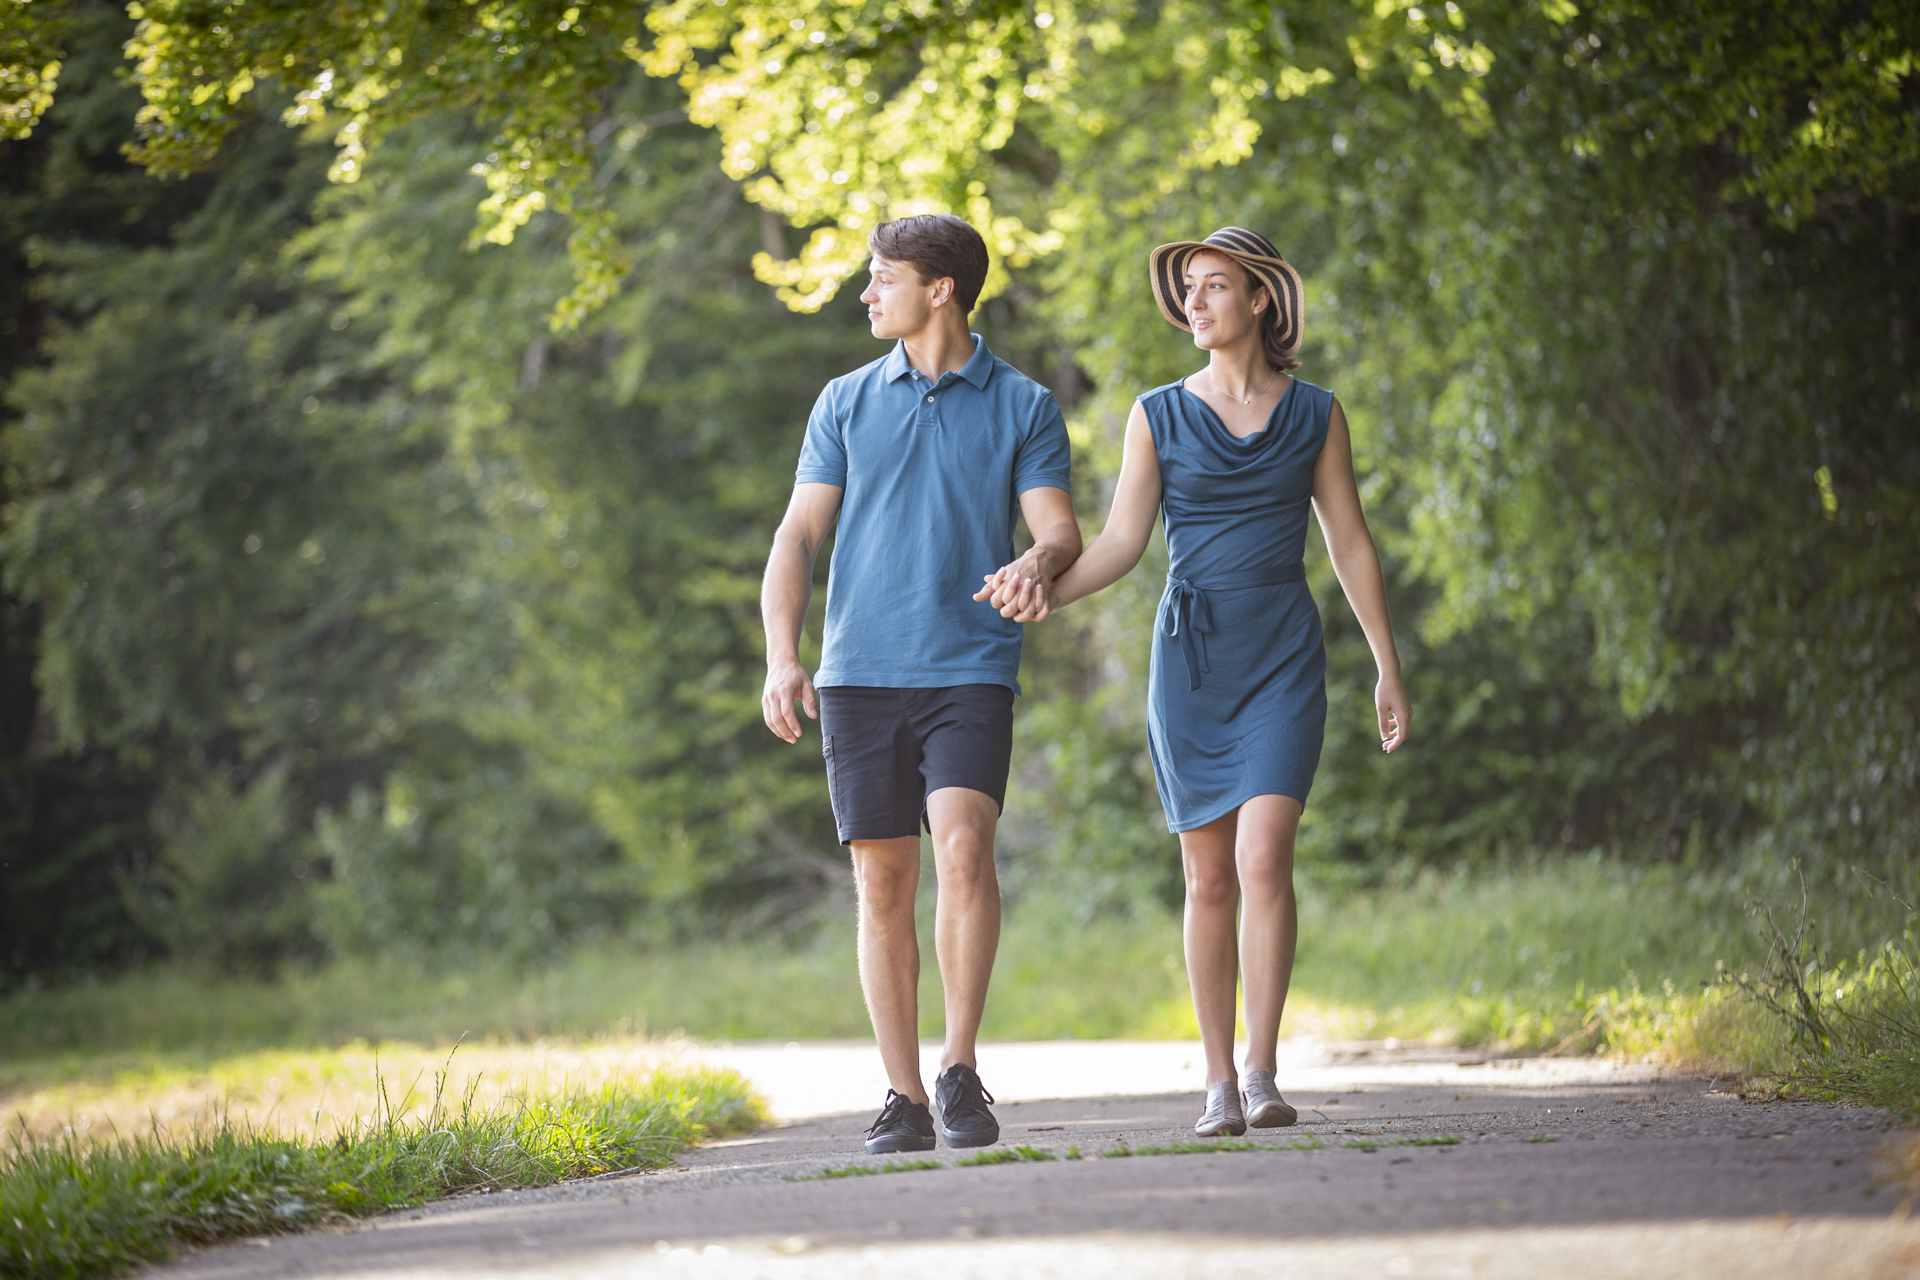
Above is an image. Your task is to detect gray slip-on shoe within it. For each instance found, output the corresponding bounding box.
[1242,1070,1298,1128]
[1194,1080,1247,1137]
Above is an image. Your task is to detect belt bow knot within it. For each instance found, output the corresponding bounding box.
[1160,576,1215,692]
[1156,564,1308,692]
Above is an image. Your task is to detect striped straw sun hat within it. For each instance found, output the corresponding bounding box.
[1148,227,1305,359]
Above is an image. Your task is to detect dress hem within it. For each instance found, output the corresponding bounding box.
[1165,788,1309,834]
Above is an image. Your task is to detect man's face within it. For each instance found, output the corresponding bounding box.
[858,255,948,340]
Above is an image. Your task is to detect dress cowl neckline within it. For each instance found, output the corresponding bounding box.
[1177,375,1295,446]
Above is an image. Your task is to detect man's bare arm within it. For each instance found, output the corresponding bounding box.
[761,482,844,743]
[971,486,1081,622]
[980,403,1165,620]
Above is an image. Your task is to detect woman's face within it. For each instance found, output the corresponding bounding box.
[1182,249,1266,352]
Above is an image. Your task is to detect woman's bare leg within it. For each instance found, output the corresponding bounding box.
[1235,793,1302,1075]
[1180,810,1242,1087]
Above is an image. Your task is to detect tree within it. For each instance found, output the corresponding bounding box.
[3,0,1916,976]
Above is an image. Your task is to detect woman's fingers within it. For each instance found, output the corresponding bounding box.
[973,567,1012,602]
[998,576,1033,616]
[1378,703,1409,752]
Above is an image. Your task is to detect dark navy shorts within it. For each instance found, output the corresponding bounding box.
[817,684,1015,844]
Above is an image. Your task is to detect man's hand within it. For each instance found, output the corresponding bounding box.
[763,660,819,743]
[761,483,841,744]
[972,545,1057,622]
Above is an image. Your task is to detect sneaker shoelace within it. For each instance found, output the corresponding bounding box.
[944,1069,995,1114]
[866,1088,917,1136]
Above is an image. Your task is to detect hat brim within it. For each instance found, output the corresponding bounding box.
[1149,233,1304,357]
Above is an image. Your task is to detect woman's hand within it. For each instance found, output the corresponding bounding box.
[974,558,1053,622]
[1376,670,1410,753]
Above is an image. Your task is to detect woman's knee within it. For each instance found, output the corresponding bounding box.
[1183,861,1240,910]
[1236,844,1296,900]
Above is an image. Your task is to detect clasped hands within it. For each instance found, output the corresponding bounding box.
[972,548,1057,623]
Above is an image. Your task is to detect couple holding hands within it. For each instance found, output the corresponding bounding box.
[761,213,1408,1154]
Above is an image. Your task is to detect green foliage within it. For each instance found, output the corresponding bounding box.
[0,1063,763,1280]
[991,0,1919,900]
[2,11,873,973]
[1739,882,1920,1119]
[0,0,71,140]
[3,0,1918,980]
[132,763,315,970]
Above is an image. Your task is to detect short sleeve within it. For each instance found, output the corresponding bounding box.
[1012,392,1073,495]
[794,382,848,485]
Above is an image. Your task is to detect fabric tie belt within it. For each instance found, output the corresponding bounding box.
[1159,564,1306,691]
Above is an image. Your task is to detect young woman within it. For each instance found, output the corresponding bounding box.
[978,227,1410,1135]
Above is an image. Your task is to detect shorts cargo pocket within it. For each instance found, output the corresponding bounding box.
[821,735,841,820]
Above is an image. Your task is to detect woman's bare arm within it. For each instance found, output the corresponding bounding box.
[1311,398,1410,752]
[977,401,1163,618]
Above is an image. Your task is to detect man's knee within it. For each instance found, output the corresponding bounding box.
[852,842,919,915]
[927,789,999,887]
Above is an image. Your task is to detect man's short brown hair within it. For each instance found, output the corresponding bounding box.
[868,214,990,315]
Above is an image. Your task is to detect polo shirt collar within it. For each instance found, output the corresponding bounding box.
[881,341,915,383]
[883,334,996,388]
[957,333,994,388]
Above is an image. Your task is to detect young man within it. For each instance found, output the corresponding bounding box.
[761,214,1080,1154]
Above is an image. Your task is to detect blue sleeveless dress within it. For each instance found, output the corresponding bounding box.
[1142,377,1332,832]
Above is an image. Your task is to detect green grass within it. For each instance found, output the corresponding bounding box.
[0,857,1776,1076]
[3,857,1896,1112]
[1735,905,1920,1119]
[1105,1140,1258,1156]
[0,1064,762,1280]
[955,1145,1055,1166]
[807,1159,940,1179]
[1343,1135,1461,1151]
[1286,856,1767,1052]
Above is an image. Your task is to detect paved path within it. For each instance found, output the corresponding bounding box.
[150,1041,1918,1280]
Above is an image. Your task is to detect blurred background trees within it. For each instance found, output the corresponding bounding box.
[2,0,1914,982]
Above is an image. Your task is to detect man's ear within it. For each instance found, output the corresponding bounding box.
[929,276,957,310]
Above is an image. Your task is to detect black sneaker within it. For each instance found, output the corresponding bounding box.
[934,1062,1000,1148]
[864,1089,936,1154]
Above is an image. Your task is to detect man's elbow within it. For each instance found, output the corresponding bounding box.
[1048,522,1085,568]
[770,519,819,563]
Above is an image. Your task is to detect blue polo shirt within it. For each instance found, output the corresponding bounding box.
[796,334,1072,693]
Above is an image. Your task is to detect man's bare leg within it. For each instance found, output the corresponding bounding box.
[851,836,928,1103]
[925,786,1002,1072]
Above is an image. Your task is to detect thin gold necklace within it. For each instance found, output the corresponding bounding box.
[1206,364,1277,405]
